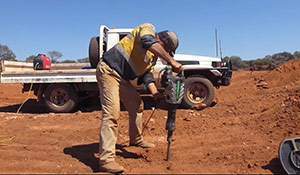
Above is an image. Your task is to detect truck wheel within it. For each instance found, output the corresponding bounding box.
[43,84,78,113]
[182,77,215,109]
[89,36,100,68]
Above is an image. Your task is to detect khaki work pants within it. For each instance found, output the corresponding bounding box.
[96,60,144,163]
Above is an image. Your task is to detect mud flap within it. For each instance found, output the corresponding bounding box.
[279,137,300,174]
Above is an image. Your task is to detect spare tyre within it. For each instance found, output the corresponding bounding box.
[89,36,100,68]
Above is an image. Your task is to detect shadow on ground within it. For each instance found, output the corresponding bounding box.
[63,143,99,172]
[262,157,286,174]
[63,143,144,173]
[0,98,101,114]
[0,99,45,113]
[0,96,214,114]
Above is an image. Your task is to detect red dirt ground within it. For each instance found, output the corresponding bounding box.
[0,60,299,174]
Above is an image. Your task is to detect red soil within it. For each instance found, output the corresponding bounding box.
[0,60,299,173]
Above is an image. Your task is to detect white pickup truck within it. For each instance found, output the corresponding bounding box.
[0,25,232,113]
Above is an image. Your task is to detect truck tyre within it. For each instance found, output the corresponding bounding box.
[182,77,215,109]
[43,84,78,113]
[89,36,100,68]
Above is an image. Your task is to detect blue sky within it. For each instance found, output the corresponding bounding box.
[0,0,299,61]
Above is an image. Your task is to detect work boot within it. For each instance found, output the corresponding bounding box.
[130,141,155,148]
[99,161,124,173]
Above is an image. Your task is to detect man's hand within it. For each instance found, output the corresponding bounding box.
[170,60,183,73]
[148,43,183,73]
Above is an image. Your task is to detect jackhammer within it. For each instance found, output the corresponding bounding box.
[160,66,185,161]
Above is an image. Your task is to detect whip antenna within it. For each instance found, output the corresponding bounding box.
[215,28,219,57]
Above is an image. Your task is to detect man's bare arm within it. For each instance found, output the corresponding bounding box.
[148,43,182,73]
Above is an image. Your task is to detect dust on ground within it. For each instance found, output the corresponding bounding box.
[0,60,299,174]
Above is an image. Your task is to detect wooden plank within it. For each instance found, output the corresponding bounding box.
[4,67,34,72]
[3,60,33,67]
[52,62,90,69]
[2,61,33,72]
[1,61,91,72]
[2,68,96,76]
[0,60,4,72]
[0,74,97,83]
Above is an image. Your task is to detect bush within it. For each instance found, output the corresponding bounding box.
[225,51,297,71]
[0,44,16,61]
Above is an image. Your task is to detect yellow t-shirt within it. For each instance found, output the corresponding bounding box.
[103,23,157,81]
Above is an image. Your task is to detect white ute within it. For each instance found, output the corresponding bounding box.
[0,25,232,112]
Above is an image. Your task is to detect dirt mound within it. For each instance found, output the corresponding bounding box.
[245,60,300,154]
[275,60,300,73]
[0,64,299,173]
[264,60,300,87]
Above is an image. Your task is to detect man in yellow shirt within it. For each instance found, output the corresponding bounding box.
[96,23,182,173]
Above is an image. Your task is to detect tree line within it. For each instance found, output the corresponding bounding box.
[0,43,299,70]
[0,43,88,63]
[223,51,300,71]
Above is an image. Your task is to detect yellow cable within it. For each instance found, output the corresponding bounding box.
[16,81,34,114]
[16,63,39,114]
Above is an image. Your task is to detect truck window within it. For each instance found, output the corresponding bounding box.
[119,34,127,40]
[103,41,107,52]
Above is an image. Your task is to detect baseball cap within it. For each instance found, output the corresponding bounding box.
[157,31,179,56]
